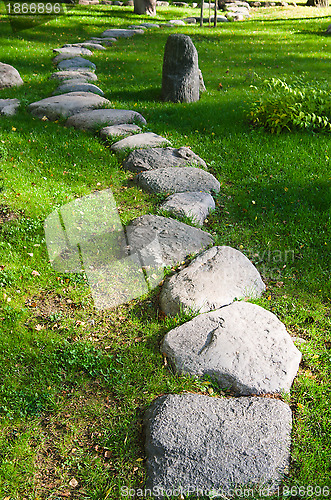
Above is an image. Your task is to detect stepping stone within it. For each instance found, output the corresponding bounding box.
[159,245,265,316]
[63,42,106,51]
[111,132,170,152]
[126,214,213,275]
[136,167,220,194]
[100,28,144,37]
[66,109,147,130]
[100,123,142,139]
[123,146,207,173]
[28,92,110,121]
[57,57,96,71]
[53,51,93,65]
[53,81,104,96]
[161,301,302,395]
[161,191,215,226]
[50,70,98,82]
[0,62,23,89]
[144,393,292,495]
[128,25,147,29]
[53,46,93,56]
[0,98,20,116]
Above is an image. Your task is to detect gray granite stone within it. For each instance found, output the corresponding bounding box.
[100,28,144,37]
[28,92,110,121]
[144,393,292,496]
[53,81,104,96]
[136,167,220,194]
[0,62,23,90]
[161,191,215,226]
[111,132,170,152]
[57,57,96,71]
[66,108,147,130]
[100,123,142,139]
[50,70,98,82]
[123,147,207,173]
[162,301,302,395]
[0,98,20,116]
[63,42,106,50]
[159,245,265,316]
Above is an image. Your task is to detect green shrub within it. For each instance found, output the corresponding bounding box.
[248,77,331,134]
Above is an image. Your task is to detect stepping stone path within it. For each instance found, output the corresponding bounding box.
[161,301,302,394]
[160,191,215,226]
[28,92,110,120]
[136,166,221,194]
[123,146,207,172]
[159,245,265,316]
[144,393,292,495]
[12,22,302,495]
[66,108,147,130]
[0,62,23,89]
[110,132,170,152]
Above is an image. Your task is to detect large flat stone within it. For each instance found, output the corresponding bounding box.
[100,123,142,139]
[53,81,104,96]
[136,167,220,194]
[126,215,213,278]
[50,70,98,82]
[161,191,215,226]
[0,62,23,90]
[100,28,144,37]
[111,132,170,152]
[28,92,110,121]
[63,42,106,51]
[159,245,265,316]
[123,146,207,173]
[66,109,147,130]
[162,301,302,395]
[53,47,93,58]
[144,393,292,495]
[57,57,96,71]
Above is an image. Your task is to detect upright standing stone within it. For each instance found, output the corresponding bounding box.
[162,34,201,103]
[0,63,23,90]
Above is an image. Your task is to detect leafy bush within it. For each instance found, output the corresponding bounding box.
[248,77,331,134]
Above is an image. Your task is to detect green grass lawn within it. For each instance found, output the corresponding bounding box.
[0,2,330,498]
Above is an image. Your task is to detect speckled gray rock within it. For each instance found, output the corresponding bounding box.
[123,146,207,173]
[144,393,292,495]
[126,214,213,270]
[66,109,147,130]
[139,22,160,27]
[165,19,186,25]
[57,57,96,71]
[50,70,98,82]
[161,191,215,226]
[100,123,142,139]
[0,98,20,116]
[111,132,170,152]
[28,92,110,121]
[53,81,104,96]
[161,302,302,395]
[100,28,144,37]
[159,245,265,316]
[63,42,106,50]
[53,47,93,57]
[162,34,200,103]
[0,63,23,90]
[136,167,220,194]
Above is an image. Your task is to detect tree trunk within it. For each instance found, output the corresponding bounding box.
[306,0,328,6]
[134,0,156,15]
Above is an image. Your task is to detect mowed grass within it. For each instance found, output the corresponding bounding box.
[0,2,330,498]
